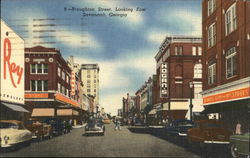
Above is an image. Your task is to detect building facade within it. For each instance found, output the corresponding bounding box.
[201,0,250,132]
[24,46,81,123]
[0,19,29,121]
[154,36,203,121]
[80,64,100,111]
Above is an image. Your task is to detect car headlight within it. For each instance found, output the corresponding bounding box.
[4,136,9,144]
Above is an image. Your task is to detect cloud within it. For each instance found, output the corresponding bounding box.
[155,9,202,36]
[146,29,172,45]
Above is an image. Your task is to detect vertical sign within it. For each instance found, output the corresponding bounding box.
[1,20,25,104]
[71,71,75,95]
[160,63,168,98]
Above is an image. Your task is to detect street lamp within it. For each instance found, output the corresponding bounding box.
[189,82,194,121]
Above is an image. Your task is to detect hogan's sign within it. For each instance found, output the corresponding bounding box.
[0,19,25,104]
[160,63,168,98]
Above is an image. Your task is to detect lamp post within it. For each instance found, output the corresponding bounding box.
[189,82,194,121]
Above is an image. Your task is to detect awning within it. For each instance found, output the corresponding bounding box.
[1,102,30,113]
[57,109,79,116]
[148,109,156,115]
[31,108,55,117]
[201,98,249,114]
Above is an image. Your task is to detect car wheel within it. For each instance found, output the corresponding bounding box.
[230,144,239,158]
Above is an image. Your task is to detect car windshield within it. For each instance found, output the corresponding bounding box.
[202,122,223,128]
[0,122,18,129]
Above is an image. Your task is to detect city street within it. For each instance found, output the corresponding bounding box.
[0,123,202,157]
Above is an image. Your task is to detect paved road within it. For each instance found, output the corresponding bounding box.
[0,123,202,157]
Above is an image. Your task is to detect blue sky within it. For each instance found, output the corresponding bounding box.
[1,0,202,115]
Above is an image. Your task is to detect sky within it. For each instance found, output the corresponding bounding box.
[1,0,202,115]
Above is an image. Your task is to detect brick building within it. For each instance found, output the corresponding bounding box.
[154,36,203,121]
[24,46,82,123]
[201,0,250,132]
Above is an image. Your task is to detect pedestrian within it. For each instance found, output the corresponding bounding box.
[115,119,121,130]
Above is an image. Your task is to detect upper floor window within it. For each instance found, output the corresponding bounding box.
[58,67,61,77]
[192,47,196,56]
[58,83,61,92]
[175,46,183,55]
[225,3,237,36]
[208,60,216,85]
[226,47,237,78]
[208,23,216,48]
[31,64,48,74]
[87,80,90,83]
[66,75,69,83]
[208,0,216,16]
[198,47,202,55]
[194,64,202,78]
[31,80,48,91]
[87,75,91,78]
[62,71,65,80]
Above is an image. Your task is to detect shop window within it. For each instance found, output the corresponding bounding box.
[226,47,237,78]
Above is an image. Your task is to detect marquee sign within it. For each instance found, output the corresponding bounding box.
[160,63,168,98]
[1,20,25,104]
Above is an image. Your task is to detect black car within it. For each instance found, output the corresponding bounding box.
[165,119,194,138]
[85,118,105,136]
[43,118,66,136]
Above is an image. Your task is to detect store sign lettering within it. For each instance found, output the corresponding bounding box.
[160,63,168,98]
[3,38,23,88]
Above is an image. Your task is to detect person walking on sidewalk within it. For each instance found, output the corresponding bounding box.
[115,118,121,131]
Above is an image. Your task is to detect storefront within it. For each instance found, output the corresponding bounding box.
[202,77,250,133]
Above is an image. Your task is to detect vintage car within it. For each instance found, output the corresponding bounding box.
[0,120,32,148]
[165,119,194,138]
[230,132,249,158]
[187,119,232,147]
[26,119,53,140]
[43,118,66,135]
[85,118,105,136]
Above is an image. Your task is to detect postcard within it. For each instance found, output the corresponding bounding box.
[0,0,249,157]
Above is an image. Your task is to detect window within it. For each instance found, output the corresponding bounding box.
[31,80,48,91]
[58,83,61,92]
[87,75,90,78]
[208,0,216,16]
[87,84,91,88]
[225,3,237,35]
[62,71,65,80]
[208,23,216,47]
[94,89,96,92]
[226,47,237,78]
[194,64,202,78]
[179,47,183,55]
[62,86,65,94]
[192,47,196,55]
[198,47,202,55]
[87,80,90,83]
[31,64,48,74]
[94,80,96,83]
[58,67,61,77]
[66,75,69,83]
[94,84,96,88]
[175,46,182,55]
[194,84,202,99]
[208,60,216,85]
[87,89,91,92]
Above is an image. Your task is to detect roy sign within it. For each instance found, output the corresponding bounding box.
[1,20,25,104]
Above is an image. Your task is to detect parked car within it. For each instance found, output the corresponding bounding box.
[133,118,145,126]
[165,119,194,138]
[187,119,232,147]
[26,119,53,140]
[0,120,32,148]
[85,118,105,136]
[43,118,65,135]
[230,132,249,158]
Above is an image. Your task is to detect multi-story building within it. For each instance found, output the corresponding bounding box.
[80,64,100,112]
[24,46,81,123]
[0,19,29,121]
[154,36,203,121]
[201,0,250,132]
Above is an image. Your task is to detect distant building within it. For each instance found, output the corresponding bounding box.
[154,36,203,121]
[201,0,250,132]
[80,64,100,108]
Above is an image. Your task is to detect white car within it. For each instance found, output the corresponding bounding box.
[0,120,32,148]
